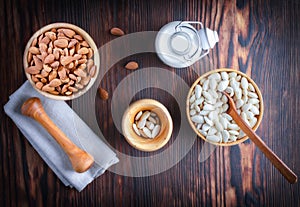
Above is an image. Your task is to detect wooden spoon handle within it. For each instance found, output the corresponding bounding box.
[21,97,94,173]
[228,109,297,184]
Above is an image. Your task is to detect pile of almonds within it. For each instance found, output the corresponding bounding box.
[188,71,262,143]
[25,27,97,96]
[133,110,161,139]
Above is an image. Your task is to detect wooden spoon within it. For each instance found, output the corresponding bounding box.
[21,97,94,173]
[223,92,297,184]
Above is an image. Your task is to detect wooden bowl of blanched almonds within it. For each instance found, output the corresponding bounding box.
[23,23,99,100]
[122,99,173,152]
[187,68,264,146]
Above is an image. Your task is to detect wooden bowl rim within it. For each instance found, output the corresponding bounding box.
[122,99,173,152]
[186,68,264,146]
[23,22,99,100]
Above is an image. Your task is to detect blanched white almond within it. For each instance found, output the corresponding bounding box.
[214,121,223,132]
[207,127,217,135]
[234,88,242,99]
[248,83,255,92]
[217,80,229,92]
[189,94,196,103]
[151,125,161,138]
[137,118,146,129]
[248,98,260,104]
[202,124,211,132]
[241,77,248,90]
[236,99,244,108]
[228,130,239,136]
[242,103,252,111]
[208,89,218,99]
[142,127,152,138]
[146,121,154,130]
[148,116,157,124]
[248,92,258,98]
[241,112,248,122]
[140,111,151,121]
[219,116,228,129]
[230,79,239,91]
[203,104,214,111]
[133,124,141,136]
[208,73,221,81]
[222,130,230,142]
[191,115,204,124]
[195,85,202,99]
[135,111,143,120]
[222,113,233,121]
[225,87,234,97]
[199,130,208,136]
[221,71,228,80]
[202,91,213,101]
[206,135,220,142]
[250,105,260,115]
[189,109,196,116]
[199,110,210,116]
[221,94,228,103]
[194,97,204,106]
[209,78,217,90]
[208,111,218,121]
[202,79,209,90]
[204,117,214,126]
[238,131,246,138]
[229,72,237,78]
[194,105,200,112]
[222,104,229,113]
[249,117,258,127]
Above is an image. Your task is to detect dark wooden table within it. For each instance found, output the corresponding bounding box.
[1,0,300,206]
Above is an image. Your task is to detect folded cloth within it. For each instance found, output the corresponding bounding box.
[4,81,119,191]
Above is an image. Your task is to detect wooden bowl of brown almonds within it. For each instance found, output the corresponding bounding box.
[23,22,99,100]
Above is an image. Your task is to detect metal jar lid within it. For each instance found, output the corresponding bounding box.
[155,21,219,68]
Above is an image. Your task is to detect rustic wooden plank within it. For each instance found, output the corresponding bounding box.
[0,0,299,206]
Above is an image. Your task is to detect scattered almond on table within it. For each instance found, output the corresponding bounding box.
[98,87,109,100]
[110,27,125,36]
[125,61,139,70]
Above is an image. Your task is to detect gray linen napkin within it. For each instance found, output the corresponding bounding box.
[4,81,119,191]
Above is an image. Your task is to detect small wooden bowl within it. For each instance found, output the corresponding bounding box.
[23,22,99,100]
[186,68,264,146]
[122,99,173,152]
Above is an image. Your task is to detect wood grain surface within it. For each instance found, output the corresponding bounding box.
[1,0,300,206]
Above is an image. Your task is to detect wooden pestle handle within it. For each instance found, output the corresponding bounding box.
[225,94,297,184]
[21,97,94,173]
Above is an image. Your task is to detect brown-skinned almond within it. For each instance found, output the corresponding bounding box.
[29,47,40,55]
[98,87,109,100]
[125,61,139,70]
[54,39,68,48]
[44,54,55,64]
[110,27,125,36]
[62,28,76,38]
